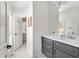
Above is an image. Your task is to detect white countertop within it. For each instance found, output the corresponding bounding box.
[42,34,79,48]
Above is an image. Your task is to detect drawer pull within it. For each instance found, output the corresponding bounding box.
[55,45,74,54]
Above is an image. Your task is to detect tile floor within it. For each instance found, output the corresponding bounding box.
[11,44,31,58]
[10,43,46,58]
[36,52,47,58]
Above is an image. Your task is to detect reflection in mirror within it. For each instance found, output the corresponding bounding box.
[58,1,79,37]
[49,1,79,38]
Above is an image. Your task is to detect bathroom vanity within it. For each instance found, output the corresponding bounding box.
[42,34,79,58]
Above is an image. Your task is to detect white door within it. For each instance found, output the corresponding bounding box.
[13,16,22,50]
[0,2,8,58]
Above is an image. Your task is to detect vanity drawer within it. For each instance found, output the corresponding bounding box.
[54,41,79,57]
[55,48,74,58]
[42,36,54,58]
[42,37,53,46]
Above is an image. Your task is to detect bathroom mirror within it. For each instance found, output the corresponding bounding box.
[59,1,79,36]
[49,1,79,36]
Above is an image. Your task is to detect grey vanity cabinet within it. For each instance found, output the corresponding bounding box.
[55,48,74,58]
[42,37,54,58]
[42,36,79,58]
[54,41,79,58]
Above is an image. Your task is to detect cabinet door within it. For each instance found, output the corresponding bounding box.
[13,16,22,50]
[55,48,74,58]
[42,37,54,58]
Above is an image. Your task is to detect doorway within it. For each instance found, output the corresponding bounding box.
[0,1,33,58]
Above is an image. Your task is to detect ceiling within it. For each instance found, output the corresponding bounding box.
[7,1,32,15]
[7,1,68,14]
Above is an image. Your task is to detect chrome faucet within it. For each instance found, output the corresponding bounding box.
[60,32,66,38]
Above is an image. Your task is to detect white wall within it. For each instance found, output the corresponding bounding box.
[33,1,49,57]
[59,2,79,36]
[0,2,7,43]
[8,12,13,45]
[26,2,33,58]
